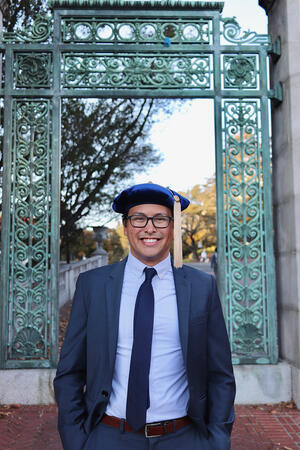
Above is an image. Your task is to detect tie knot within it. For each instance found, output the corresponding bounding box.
[144,267,157,282]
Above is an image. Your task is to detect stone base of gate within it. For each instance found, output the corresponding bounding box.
[0,362,294,405]
[0,369,56,404]
[292,366,300,409]
[234,361,292,404]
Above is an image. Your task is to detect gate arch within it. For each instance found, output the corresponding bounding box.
[0,0,279,368]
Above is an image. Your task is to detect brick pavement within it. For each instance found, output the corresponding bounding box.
[0,403,299,450]
[232,404,300,449]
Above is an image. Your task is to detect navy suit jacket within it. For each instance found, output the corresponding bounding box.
[54,259,235,450]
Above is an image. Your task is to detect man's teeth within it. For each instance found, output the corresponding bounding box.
[143,238,157,242]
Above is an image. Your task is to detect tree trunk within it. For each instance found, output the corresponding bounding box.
[63,236,71,264]
[192,247,200,261]
[190,236,200,261]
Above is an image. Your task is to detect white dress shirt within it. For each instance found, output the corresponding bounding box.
[106,252,189,422]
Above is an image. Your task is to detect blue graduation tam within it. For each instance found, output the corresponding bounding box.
[112,183,190,214]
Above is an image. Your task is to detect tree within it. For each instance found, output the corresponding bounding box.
[181,178,217,261]
[60,98,162,262]
[60,229,97,262]
[3,0,48,32]
[103,227,126,264]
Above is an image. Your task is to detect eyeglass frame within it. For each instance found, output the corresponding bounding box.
[125,213,174,229]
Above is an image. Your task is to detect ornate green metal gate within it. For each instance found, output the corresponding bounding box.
[0,0,280,368]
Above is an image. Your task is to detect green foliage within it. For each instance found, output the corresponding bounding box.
[60,229,97,261]
[181,177,217,261]
[102,222,132,263]
[103,229,125,263]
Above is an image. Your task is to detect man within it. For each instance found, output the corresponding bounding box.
[211,248,218,277]
[201,250,207,263]
[54,183,235,450]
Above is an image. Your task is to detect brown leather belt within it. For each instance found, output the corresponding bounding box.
[101,413,192,438]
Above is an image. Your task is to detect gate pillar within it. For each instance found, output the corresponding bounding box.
[261,0,300,408]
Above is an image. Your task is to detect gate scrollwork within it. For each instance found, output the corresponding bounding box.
[1,15,52,44]
[7,100,52,363]
[62,53,211,89]
[15,53,53,88]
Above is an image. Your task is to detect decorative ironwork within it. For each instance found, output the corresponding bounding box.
[221,17,270,46]
[62,18,211,45]
[1,15,52,44]
[8,100,52,361]
[13,327,45,358]
[0,4,277,367]
[270,82,283,105]
[223,55,258,89]
[222,100,268,359]
[62,53,211,89]
[15,53,53,88]
[49,0,224,10]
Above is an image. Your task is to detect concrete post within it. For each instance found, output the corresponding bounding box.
[260,0,300,408]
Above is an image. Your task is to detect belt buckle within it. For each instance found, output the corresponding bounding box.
[144,421,166,438]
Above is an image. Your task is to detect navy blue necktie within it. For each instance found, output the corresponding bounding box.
[126,267,157,431]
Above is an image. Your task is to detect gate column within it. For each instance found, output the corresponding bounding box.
[260,0,300,409]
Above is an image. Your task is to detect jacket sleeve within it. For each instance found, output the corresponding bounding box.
[206,275,236,450]
[53,274,88,450]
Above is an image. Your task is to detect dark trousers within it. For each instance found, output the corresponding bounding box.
[83,420,210,449]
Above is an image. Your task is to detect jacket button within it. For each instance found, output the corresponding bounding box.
[102,390,109,397]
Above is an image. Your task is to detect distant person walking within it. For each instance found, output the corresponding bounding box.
[200,249,207,262]
[211,247,218,276]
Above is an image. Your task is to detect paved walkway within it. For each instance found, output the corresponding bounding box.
[0,403,299,449]
[185,261,214,273]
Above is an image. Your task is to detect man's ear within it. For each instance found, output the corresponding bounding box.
[122,217,128,236]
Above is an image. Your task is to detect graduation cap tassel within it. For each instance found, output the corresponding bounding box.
[173,194,183,268]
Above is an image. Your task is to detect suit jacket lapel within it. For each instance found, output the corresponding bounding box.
[106,258,127,372]
[172,265,191,367]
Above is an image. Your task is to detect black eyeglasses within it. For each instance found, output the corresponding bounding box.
[127,214,173,229]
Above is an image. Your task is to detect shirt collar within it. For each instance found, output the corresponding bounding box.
[127,251,172,280]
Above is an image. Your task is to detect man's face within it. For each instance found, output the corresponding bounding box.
[123,203,174,266]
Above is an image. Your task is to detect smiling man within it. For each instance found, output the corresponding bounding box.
[54,183,235,450]
[123,203,174,265]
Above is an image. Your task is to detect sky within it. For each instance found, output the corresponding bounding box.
[133,0,268,192]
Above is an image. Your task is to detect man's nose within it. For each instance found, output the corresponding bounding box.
[145,218,156,233]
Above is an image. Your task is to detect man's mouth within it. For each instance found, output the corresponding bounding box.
[141,237,160,245]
